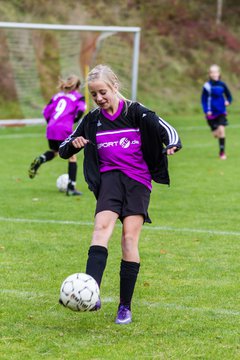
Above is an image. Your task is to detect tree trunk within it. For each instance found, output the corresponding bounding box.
[216,0,223,25]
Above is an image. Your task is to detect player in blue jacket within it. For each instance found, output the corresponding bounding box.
[201,64,232,160]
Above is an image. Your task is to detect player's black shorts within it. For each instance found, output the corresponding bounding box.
[207,115,228,131]
[48,139,63,152]
[95,170,151,223]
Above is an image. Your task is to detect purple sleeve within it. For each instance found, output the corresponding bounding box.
[42,100,53,122]
[77,97,87,113]
[73,96,87,122]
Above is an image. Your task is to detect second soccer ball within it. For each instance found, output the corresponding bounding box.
[56,174,69,192]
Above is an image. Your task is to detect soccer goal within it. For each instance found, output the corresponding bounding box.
[0,21,141,123]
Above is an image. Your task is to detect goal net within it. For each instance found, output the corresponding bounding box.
[0,22,140,122]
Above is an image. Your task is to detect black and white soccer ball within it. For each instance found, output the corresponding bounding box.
[56,174,69,192]
[59,273,100,311]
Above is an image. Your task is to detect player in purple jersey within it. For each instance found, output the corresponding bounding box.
[28,75,86,195]
[59,65,182,324]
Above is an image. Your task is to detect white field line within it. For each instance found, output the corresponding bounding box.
[1,216,240,237]
[0,122,240,139]
[0,134,212,148]
[0,118,44,126]
[1,117,240,130]
[177,123,240,131]
[1,289,239,316]
[142,301,240,317]
[0,132,212,148]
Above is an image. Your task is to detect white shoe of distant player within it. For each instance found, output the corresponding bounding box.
[219,152,227,160]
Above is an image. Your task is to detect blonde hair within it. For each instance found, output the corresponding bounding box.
[87,64,126,101]
[58,74,81,92]
[209,64,221,73]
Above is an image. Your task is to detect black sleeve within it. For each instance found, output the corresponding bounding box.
[59,116,86,159]
[74,96,86,123]
[157,115,182,152]
[135,102,182,151]
[223,83,233,103]
[74,110,84,123]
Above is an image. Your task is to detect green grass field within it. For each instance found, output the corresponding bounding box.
[0,112,240,359]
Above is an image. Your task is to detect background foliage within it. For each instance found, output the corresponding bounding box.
[0,0,240,116]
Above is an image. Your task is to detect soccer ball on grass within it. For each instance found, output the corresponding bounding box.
[56,174,69,192]
[59,273,100,311]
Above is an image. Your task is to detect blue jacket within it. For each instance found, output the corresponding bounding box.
[201,80,232,117]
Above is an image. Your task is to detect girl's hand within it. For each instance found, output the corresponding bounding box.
[71,136,89,149]
[207,111,212,116]
[225,100,230,106]
[167,146,177,155]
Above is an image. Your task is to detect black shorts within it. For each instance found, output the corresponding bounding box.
[95,171,151,223]
[48,139,63,152]
[207,115,228,131]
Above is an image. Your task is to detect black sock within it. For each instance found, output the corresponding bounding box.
[40,150,55,163]
[219,138,225,154]
[119,260,140,310]
[68,162,77,183]
[86,245,108,287]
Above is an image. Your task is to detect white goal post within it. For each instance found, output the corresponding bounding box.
[0,21,141,123]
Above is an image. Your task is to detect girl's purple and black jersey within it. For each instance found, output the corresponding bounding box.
[96,100,152,190]
[59,100,182,197]
[201,80,232,119]
[43,90,86,141]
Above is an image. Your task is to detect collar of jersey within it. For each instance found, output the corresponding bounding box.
[101,99,124,121]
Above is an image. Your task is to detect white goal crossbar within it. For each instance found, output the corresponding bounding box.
[0,21,141,101]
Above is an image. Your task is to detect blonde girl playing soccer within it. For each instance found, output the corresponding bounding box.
[59,64,182,324]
